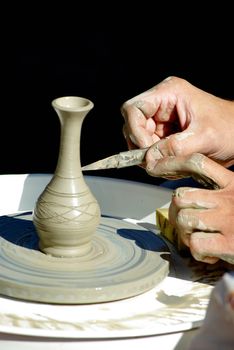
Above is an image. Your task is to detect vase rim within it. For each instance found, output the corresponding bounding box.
[52,96,94,112]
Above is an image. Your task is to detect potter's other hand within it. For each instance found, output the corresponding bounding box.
[167,154,234,264]
[121,76,234,168]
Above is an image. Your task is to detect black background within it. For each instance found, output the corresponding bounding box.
[2,10,233,185]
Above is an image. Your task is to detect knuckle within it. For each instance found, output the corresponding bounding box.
[166,136,184,156]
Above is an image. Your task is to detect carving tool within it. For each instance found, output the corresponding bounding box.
[82,148,219,190]
[81,148,149,171]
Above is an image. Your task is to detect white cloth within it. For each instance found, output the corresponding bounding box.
[189,272,234,350]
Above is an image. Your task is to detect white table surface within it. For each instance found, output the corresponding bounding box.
[0,174,201,350]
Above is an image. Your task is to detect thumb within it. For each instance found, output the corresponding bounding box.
[146,153,232,189]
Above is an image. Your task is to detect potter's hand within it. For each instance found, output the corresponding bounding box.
[121,76,234,169]
[163,154,234,264]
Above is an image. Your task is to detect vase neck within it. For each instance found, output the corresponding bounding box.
[55,112,85,178]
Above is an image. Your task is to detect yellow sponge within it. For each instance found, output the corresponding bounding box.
[156,207,186,252]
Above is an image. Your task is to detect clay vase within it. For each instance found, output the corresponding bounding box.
[33,96,101,258]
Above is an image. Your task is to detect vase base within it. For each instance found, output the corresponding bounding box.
[39,241,92,258]
[0,211,169,304]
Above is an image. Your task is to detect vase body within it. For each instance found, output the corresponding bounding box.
[33,96,101,258]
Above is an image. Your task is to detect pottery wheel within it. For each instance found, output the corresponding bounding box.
[0,212,169,304]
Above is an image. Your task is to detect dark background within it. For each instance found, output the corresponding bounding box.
[2,16,233,185]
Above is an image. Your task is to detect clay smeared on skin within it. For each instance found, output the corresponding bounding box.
[133,100,157,118]
[186,154,220,189]
[174,187,198,198]
[164,153,207,175]
[133,100,145,109]
[147,150,219,189]
[150,143,164,160]
[186,153,206,172]
[174,131,195,141]
[218,255,234,264]
[164,153,218,189]
[173,187,216,209]
[177,198,216,209]
[177,211,216,232]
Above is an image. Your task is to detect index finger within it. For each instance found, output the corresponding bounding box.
[121,102,160,148]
